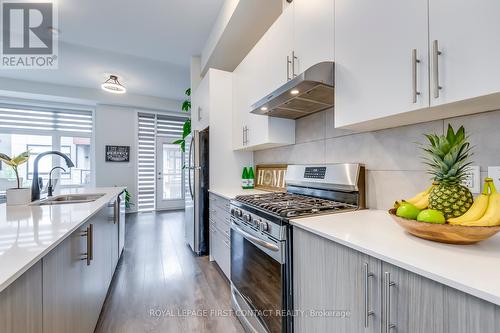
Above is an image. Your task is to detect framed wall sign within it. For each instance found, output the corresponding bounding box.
[105,145,130,162]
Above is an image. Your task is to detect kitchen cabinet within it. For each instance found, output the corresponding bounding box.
[232,7,295,151]
[382,262,444,333]
[293,0,334,74]
[335,0,500,131]
[191,73,210,131]
[42,201,119,333]
[293,227,500,333]
[209,193,231,279]
[0,262,43,333]
[428,0,500,107]
[334,0,429,128]
[294,227,381,332]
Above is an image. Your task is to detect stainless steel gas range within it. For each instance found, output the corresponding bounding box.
[230,163,365,333]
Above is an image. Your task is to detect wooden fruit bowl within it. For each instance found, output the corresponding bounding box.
[388,209,500,245]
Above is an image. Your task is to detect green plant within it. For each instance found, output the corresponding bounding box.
[173,88,192,152]
[0,151,30,188]
[124,188,133,209]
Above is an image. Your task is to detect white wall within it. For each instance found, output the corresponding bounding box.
[94,105,138,210]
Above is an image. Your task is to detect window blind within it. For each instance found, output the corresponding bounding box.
[137,112,186,212]
[0,104,93,133]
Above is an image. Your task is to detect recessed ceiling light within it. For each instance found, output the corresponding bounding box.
[260,107,268,111]
[101,75,127,94]
[290,89,300,95]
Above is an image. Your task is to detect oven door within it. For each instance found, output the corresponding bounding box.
[230,219,284,333]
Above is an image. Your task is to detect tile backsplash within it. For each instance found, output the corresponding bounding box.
[254,108,500,209]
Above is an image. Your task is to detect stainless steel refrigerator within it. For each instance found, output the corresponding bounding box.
[184,128,209,255]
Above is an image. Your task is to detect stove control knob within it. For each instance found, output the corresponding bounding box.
[260,221,269,232]
[243,214,252,223]
[234,209,242,218]
[230,208,235,216]
[255,219,262,228]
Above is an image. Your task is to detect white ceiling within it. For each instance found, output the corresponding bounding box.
[0,0,225,101]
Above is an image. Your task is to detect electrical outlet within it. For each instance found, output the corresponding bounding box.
[461,165,480,194]
[488,166,500,191]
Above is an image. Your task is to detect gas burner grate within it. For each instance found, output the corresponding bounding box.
[235,192,357,218]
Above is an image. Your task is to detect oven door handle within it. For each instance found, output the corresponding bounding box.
[231,222,280,252]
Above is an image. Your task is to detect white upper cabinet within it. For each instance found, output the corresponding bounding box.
[293,0,334,74]
[191,75,210,131]
[334,0,429,128]
[232,6,295,151]
[429,0,500,106]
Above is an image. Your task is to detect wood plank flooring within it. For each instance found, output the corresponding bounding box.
[94,211,244,333]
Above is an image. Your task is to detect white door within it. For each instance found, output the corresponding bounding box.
[429,0,500,106]
[334,0,429,128]
[156,137,185,210]
[293,0,334,74]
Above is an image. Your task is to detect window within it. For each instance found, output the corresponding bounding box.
[0,103,94,197]
[161,143,183,200]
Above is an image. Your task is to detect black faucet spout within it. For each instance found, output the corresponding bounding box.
[31,151,75,201]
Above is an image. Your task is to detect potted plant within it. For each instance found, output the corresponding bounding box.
[0,150,31,205]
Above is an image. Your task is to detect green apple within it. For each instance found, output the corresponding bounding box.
[396,202,421,220]
[417,209,446,224]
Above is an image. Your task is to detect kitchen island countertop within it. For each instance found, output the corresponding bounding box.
[291,209,500,306]
[0,187,125,293]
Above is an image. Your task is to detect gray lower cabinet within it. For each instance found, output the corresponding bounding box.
[382,262,444,333]
[0,262,43,333]
[209,193,231,279]
[293,227,381,332]
[293,227,500,333]
[42,201,119,333]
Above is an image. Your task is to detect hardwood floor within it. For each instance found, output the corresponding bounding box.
[94,211,244,333]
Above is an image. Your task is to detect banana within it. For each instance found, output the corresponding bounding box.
[448,180,490,225]
[460,179,500,227]
[395,185,434,209]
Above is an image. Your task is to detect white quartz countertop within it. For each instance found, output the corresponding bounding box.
[209,188,273,200]
[0,187,125,293]
[291,209,500,306]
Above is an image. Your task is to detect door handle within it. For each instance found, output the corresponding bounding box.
[411,49,421,103]
[384,272,396,333]
[231,222,279,252]
[364,263,374,328]
[432,40,442,98]
[198,107,202,121]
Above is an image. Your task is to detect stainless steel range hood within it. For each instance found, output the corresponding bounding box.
[250,61,334,119]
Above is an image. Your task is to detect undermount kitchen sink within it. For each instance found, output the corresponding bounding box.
[32,194,105,206]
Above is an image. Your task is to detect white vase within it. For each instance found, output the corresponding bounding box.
[6,188,31,206]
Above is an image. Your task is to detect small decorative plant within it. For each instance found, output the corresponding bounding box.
[0,151,30,188]
[173,88,192,152]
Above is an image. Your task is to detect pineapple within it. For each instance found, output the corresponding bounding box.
[423,125,474,219]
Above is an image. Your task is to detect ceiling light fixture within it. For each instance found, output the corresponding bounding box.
[101,75,127,94]
[290,89,300,95]
[260,106,268,111]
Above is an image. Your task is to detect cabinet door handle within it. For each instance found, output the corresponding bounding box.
[287,55,292,81]
[198,107,202,121]
[81,224,93,266]
[384,272,396,333]
[432,40,442,98]
[245,126,249,145]
[364,263,374,328]
[292,51,298,78]
[411,49,421,103]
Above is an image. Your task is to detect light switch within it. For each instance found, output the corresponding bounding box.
[488,166,500,191]
[461,165,480,194]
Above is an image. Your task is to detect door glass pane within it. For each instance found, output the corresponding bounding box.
[162,143,183,200]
